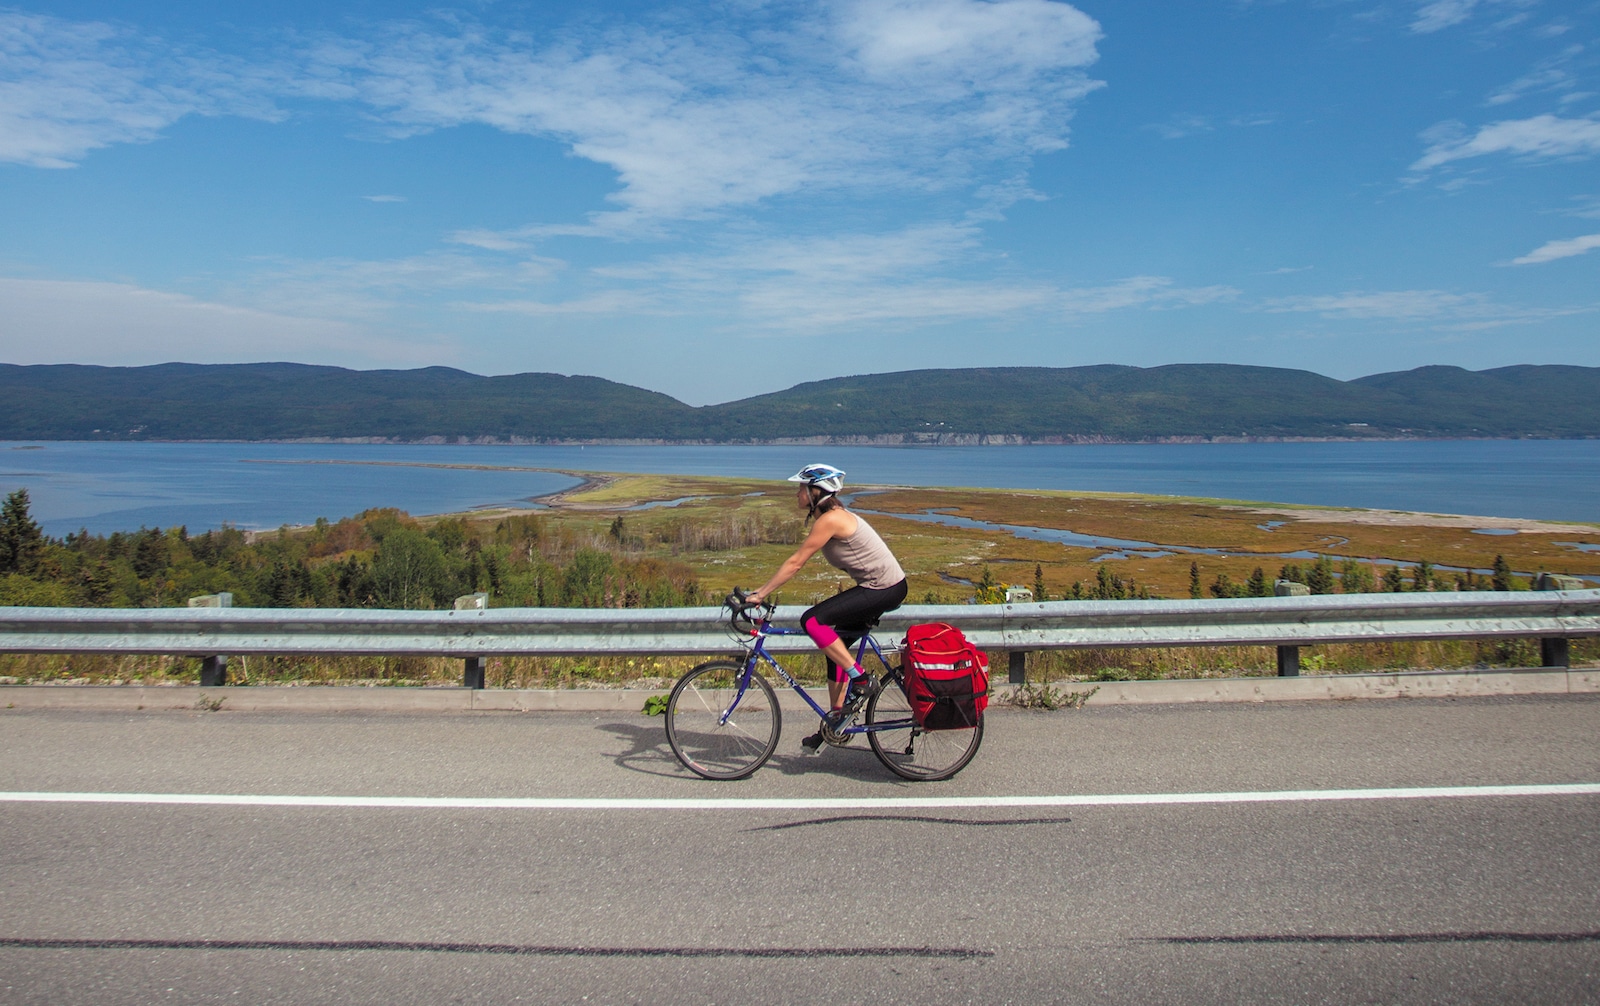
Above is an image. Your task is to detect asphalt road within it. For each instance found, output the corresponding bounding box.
[2,694,1598,1004]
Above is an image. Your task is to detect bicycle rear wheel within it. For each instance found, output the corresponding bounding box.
[665,659,781,780]
[865,673,983,781]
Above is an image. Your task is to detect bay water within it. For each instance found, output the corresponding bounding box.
[1,439,1596,536]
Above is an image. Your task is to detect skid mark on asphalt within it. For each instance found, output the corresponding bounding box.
[746,813,1074,831]
[0,938,990,959]
[1149,931,1600,945]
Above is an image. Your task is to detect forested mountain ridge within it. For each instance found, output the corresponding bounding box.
[1,361,1595,441]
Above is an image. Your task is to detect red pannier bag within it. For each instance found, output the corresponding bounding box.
[900,622,989,730]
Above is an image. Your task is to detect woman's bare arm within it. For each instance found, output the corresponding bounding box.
[747,510,851,603]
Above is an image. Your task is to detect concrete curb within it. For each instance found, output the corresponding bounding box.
[1,667,1594,713]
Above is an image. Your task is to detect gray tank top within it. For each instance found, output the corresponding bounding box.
[820,513,905,590]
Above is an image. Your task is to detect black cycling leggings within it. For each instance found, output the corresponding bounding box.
[800,579,908,681]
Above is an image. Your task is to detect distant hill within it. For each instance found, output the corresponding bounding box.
[0,363,701,441]
[1,362,1596,442]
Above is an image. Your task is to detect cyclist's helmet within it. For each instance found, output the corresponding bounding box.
[787,463,846,494]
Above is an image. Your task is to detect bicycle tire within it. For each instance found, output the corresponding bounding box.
[865,672,983,781]
[665,659,781,780]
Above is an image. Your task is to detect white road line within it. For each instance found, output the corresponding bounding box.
[1,783,1597,811]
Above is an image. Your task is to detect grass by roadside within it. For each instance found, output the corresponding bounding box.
[4,637,1593,688]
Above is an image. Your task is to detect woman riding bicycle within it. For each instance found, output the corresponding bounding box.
[744,464,908,751]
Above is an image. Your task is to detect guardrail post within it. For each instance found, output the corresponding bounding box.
[464,656,487,689]
[1541,637,1570,669]
[188,593,233,686]
[1276,645,1300,677]
[199,655,228,687]
[1533,575,1579,667]
[1008,651,1027,685]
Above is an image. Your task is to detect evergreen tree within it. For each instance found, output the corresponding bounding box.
[1245,567,1269,597]
[1032,563,1049,602]
[1093,564,1127,600]
[0,488,45,574]
[1412,560,1434,592]
[1209,572,1242,598]
[1189,561,1202,599]
[1339,559,1375,594]
[1491,554,1513,591]
[1382,565,1407,592]
[1306,556,1336,594]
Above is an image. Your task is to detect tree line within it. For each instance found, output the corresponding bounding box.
[0,489,701,610]
[1190,555,1521,599]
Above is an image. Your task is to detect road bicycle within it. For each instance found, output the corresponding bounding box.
[664,590,984,782]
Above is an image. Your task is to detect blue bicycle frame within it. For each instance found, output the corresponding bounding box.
[721,615,913,737]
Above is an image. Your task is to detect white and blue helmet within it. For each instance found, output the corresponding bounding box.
[787,463,846,494]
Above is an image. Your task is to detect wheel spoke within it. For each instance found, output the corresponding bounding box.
[865,674,983,781]
[666,661,781,780]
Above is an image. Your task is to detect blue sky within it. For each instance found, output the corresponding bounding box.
[1,0,1596,404]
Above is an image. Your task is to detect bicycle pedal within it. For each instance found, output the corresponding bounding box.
[801,732,825,754]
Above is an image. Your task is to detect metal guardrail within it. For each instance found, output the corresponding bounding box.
[2,590,1597,687]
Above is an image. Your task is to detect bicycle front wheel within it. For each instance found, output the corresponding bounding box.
[665,659,781,780]
[865,675,984,781]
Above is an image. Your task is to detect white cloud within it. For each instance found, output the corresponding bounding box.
[1509,233,1600,264]
[1411,114,1600,171]
[0,277,440,366]
[5,2,1105,230]
[362,194,406,203]
[0,11,278,168]
[296,1,1104,228]
[836,0,1100,81]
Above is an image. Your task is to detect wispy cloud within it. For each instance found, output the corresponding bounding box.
[1260,288,1590,329]
[1508,233,1600,265]
[0,277,438,366]
[1146,113,1275,140]
[217,252,565,321]
[1411,0,1481,33]
[362,194,406,203]
[1409,0,1536,35]
[0,11,278,168]
[1411,114,1600,172]
[461,223,1236,333]
[1486,44,1583,107]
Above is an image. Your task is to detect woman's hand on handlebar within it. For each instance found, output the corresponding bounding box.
[726,587,773,617]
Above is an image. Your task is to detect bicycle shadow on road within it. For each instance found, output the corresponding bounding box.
[597,718,905,784]
[597,718,690,780]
